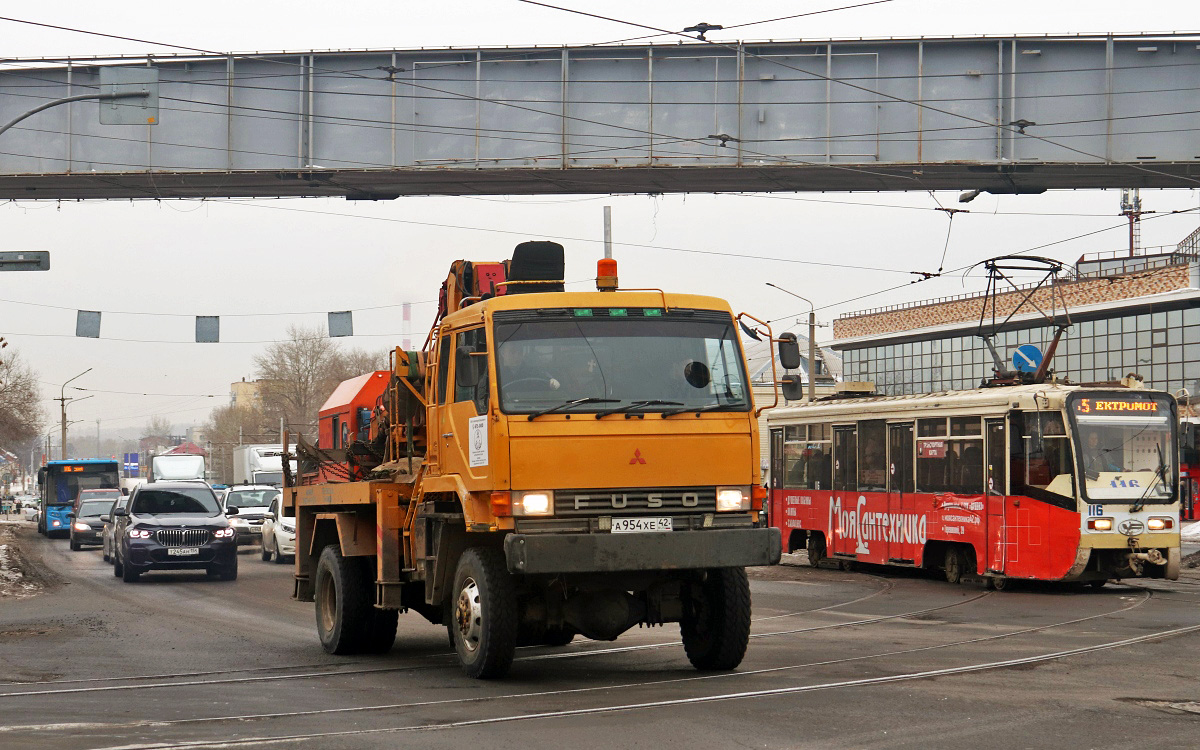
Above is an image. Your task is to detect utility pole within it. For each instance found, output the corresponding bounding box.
[96,419,101,458]
[765,283,819,402]
[1120,188,1154,257]
[57,368,92,460]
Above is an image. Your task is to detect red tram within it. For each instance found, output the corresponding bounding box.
[768,384,1181,587]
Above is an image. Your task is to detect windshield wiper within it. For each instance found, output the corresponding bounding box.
[527,397,618,421]
[1131,442,1169,513]
[661,401,747,418]
[594,400,684,419]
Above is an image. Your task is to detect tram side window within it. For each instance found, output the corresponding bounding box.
[858,420,887,491]
[1010,411,1074,508]
[783,425,833,490]
[916,417,984,494]
[833,428,857,492]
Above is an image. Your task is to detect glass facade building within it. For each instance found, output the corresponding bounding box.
[838,294,1200,397]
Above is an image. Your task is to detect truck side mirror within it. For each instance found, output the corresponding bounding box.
[781,374,805,401]
[777,332,802,371]
[455,346,483,388]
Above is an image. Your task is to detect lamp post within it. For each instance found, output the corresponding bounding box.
[58,368,92,460]
[765,283,818,402]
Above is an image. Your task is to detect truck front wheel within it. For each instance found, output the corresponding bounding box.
[449,547,518,679]
[681,567,752,671]
[314,545,372,655]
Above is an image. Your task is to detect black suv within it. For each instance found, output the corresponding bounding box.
[112,482,239,582]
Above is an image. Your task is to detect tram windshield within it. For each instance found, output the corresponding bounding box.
[1067,392,1176,504]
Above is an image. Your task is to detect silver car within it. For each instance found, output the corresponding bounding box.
[101,495,130,563]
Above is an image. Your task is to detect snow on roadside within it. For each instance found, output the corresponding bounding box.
[1182,521,1200,542]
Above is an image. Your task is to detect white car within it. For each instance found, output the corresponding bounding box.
[21,500,39,522]
[260,492,295,564]
[222,485,278,546]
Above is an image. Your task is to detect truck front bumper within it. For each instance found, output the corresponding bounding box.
[503,527,782,575]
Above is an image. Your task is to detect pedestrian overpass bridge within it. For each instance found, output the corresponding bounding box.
[0,32,1196,200]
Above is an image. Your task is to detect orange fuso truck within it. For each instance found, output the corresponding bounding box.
[288,241,787,678]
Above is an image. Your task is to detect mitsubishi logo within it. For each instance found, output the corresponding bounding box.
[629,449,647,465]
[1118,519,1144,536]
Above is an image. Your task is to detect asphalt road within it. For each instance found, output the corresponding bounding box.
[2,522,1200,750]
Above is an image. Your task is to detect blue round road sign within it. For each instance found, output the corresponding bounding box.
[1012,344,1043,373]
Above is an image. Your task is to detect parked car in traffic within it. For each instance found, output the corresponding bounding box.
[21,500,39,522]
[221,485,278,546]
[101,494,131,562]
[69,495,118,551]
[111,482,238,582]
[259,491,294,564]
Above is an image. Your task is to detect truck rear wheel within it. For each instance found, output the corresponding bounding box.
[363,609,399,654]
[681,567,752,671]
[315,545,372,655]
[449,547,517,679]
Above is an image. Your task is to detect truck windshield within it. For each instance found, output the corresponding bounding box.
[1067,392,1176,504]
[493,312,750,415]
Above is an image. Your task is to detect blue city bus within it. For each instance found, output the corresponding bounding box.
[37,459,120,538]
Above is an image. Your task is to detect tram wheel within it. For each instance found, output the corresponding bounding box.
[988,576,1010,591]
[806,533,826,568]
[1088,579,1107,589]
[943,548,965,584]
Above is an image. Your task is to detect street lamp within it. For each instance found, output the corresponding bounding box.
[59,368,92,460]
[765,283,818,402]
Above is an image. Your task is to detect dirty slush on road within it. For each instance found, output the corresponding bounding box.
[0,523,48,600]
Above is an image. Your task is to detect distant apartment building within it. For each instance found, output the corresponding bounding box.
[230,378,266,408]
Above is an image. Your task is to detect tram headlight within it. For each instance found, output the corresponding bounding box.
[716,486,751,512]
[1147,517,1174,531]
[1088,518,1114,531]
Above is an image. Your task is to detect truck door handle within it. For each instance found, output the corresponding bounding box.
[442,433,454,438]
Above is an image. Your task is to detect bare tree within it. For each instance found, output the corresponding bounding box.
[253,324,341,438]
[327,346,391,384]
[201,403,274,484]
[142,415,172,441]
[0,348,44,447]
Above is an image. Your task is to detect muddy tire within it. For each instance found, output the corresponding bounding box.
[681,567,752,671]
[363,609,399,654]
[449,547,518,679]
[806,533,826,568]
[314,545,372,655]
[261,542,271,562]
[218,559,238,581]
[121,561,140,583]
[112,554,123,577]
[542,626,576,647]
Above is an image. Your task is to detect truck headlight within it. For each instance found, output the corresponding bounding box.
[716,486,751,512]
[515,491,553,516]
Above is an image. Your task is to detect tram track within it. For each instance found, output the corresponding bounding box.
[0,584,987,700]
[35,588,1195,750]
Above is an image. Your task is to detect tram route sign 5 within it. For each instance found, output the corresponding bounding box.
[1012,344,1043,374]
[0,251,49,271]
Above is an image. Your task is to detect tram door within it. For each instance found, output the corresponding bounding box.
[985,418,1007,574]
[832,426,857,557]
[887,423,915,562]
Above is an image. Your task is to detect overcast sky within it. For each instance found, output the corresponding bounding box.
[2,1,1198,446]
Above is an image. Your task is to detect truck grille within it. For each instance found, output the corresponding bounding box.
[554,487,716,517]
[156,528,210,547]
